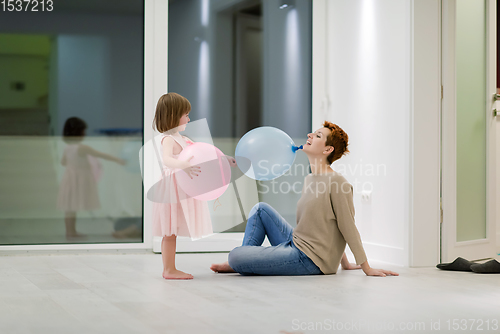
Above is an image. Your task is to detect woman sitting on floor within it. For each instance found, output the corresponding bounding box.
[211,121,399,277]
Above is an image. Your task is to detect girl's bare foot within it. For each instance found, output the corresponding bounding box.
[162,269,193,280]
[210,261,236,273]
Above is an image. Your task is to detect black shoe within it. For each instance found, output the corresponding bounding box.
[470,259,500,274]
[436,257,473,272]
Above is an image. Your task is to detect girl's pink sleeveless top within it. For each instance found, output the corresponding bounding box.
[152,132,212,240]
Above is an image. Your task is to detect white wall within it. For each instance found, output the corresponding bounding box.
[313,0,412,266]
[313,0,443,267]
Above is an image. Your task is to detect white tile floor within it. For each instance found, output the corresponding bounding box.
[0,252,499,334]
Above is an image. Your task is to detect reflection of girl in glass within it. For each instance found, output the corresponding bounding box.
[57,117,125,239]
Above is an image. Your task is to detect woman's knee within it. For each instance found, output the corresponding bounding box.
[249,202,272,217]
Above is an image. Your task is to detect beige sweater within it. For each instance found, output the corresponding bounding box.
[292,172,367,274]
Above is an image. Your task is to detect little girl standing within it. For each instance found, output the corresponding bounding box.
[152,92,213,280]
[57,117,125,239]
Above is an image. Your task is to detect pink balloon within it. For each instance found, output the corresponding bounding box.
[175,142,231,201]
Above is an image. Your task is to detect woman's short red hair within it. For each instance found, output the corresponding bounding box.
[323,121,349,164]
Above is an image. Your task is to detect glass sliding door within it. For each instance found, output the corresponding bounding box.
[441,0,497,261]
[455,0,487,242]
[0,1,145,245]
[166,0,312,236]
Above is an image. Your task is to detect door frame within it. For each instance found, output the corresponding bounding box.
[440,0,497,262]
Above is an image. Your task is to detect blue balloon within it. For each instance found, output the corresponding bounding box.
[235,127,302,181]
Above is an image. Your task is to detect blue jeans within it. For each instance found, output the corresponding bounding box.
[228,202,323,276]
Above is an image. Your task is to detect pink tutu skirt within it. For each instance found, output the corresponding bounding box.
[152,168,213,240]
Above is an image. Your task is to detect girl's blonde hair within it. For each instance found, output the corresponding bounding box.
[152,92,191,132]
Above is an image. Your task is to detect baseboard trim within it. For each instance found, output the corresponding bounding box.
[153,232,259,253]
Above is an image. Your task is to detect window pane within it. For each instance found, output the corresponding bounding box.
[456,0,487,241]
[0,2,144,245]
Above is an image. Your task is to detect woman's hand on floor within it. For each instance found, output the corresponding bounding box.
[360,261,399,277]
[364,268,399,277]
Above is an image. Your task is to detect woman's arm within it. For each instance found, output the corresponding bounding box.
[340,252,362,270]
[330,182,368,266]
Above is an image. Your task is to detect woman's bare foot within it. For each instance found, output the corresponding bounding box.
[162,269,193,280]
[210,261,236,273]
